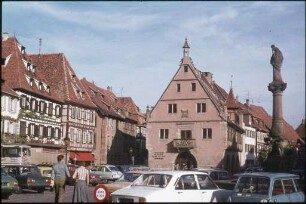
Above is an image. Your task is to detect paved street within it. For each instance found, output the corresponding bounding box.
[2,185,99,203]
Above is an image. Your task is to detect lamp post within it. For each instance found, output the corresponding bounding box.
[63,137,70,164]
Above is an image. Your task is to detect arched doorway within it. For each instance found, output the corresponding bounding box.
[174,151,197,170]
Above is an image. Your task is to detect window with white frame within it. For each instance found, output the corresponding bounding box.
[55,128,60,139]
[197,103,206,113]
[29,124,35,136]
[1,96,6,111]
[159,129,169,139]
[203,128,212,139]
[82,131,86,143]
[47,126,52,138]
[168,104,177,113]
[55,105,60,117]
[77,130,82,142]
[181,130,192,139]
[39,125,44,138]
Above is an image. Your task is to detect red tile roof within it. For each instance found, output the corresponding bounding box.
[1,37,63,103]
[296,120,305,141]
[225,88,240,109]
[1,80,19,97]
[28,53,96,109]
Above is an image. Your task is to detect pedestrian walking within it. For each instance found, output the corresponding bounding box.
[51,154,71,203]
[72,162,90,203]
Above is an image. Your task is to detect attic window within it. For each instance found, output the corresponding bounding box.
[32,65,36,73]
[1,58,5,66]
[21,46,26,54]
[39,82,43,90]
[46,86,50,93]
[27,63,31,71]
[29,78,34,86]
[184,65,188,72]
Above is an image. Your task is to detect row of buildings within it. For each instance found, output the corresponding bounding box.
[1,33,146,166]
[145,39,304,173]
[2,34,304,174]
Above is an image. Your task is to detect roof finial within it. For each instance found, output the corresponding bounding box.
[230,75,233,89]
[183,38,190,57]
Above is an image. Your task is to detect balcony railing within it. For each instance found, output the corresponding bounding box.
[173,139,195,149]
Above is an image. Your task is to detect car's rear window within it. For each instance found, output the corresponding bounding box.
[132,174,172,188]
[236,176,270,195]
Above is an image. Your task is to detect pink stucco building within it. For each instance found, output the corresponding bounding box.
[146,39,244,173]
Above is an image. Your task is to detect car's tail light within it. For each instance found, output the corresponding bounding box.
[27,178,36,183]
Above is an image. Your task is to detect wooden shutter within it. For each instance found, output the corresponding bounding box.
[34,125,39,137]
[43,102,47,114]
[35,99,39,112]
[48,103,53,116]
[51,127,55,138]
[25,96,30,110]
[20,121,27,136]
[43,126,48,138]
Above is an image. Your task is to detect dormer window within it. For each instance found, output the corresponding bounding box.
[46,86,50,93]
[32,65,36,73]
[1,58,5,66]
[27,63,31,71]
[29,78,34,86]
[21,46,26,54]
[39,82,43,90]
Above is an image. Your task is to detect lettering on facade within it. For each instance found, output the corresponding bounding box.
[173,139,194,148]
[152,152,165,160]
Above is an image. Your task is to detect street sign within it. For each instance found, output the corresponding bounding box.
[93,184,110,203]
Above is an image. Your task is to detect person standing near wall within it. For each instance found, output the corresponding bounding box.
[52,154,71,203]
[72,162,90,202]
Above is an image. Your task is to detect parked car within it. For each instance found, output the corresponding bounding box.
[2,164,45,193]
[111,171,232,202]
[89,172,104,186]
[1,167,19,199]
[116,165,150,173]
[192,168,230,181]
[91,164,123,183]
[38,165,53,191]
[227,172,305,202]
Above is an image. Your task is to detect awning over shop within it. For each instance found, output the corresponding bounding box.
[69,151,94,162]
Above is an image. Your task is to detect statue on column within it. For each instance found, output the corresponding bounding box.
[270,45,284,83]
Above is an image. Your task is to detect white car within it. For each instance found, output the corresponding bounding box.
[110,171,232,202]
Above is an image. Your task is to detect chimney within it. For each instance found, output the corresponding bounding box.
[2,32,9,41]
[107,86,112,92]
[203,72,213,85]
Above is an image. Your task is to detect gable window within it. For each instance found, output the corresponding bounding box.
[177,84,181,92]
[203,128,212,139]
[197,103,206,113]
[184,65,188,72]
[181,130,192,139]
[168,104,177,114]
[192,83,196,91]
[1,58,6,65]
[29,78,34,86]
[159,129,169,139]
[46,86,50,93]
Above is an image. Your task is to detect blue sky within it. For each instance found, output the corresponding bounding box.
[2,1,305,128]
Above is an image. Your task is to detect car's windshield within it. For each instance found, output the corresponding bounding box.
[21,166,41,176]
[132,174,172,188]
[109,166,120,171]
[236,176,270,195]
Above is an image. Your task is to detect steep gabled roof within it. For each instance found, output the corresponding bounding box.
[248,104,304,144]
[118,97,145,124]
[28,53,95,109]
[80,78,124,120]
[1,80,19,97]
[1,37,63,103]
[225,88,240,109]
[296,120,305,142]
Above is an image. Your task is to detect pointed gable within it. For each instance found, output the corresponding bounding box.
[1,37,63,103]
[28,53,95,109]
[225,88,240,109]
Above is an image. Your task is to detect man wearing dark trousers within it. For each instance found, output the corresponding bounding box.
[52,154,70,203]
